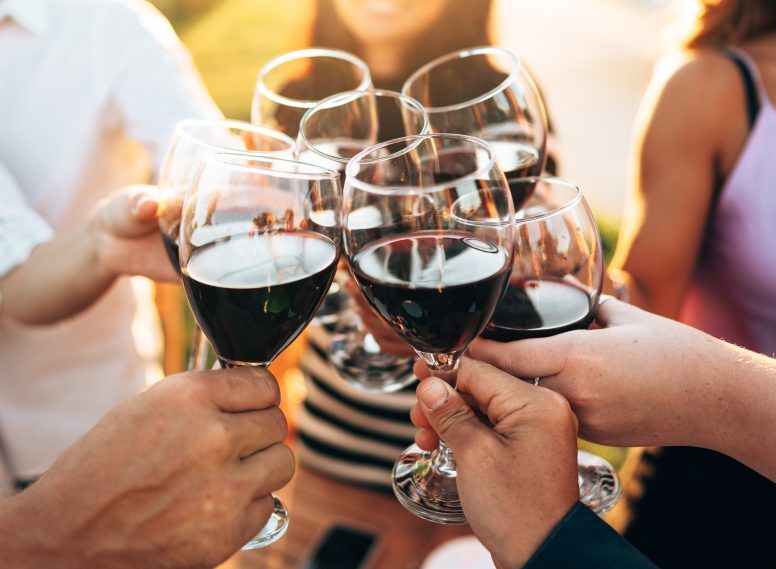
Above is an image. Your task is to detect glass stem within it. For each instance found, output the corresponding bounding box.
[433,439,457,476]
[187,325,210,371]
[416,350,464,478]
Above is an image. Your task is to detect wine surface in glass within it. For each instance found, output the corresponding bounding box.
[351,230,510,354]
[482,278,595,341]
[182,231,338,364]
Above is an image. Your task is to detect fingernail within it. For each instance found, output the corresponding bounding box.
[131,194,152,215]
[419,380,449,411]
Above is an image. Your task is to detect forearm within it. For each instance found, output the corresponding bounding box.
[692,338,776,481]
[0,218,115,325]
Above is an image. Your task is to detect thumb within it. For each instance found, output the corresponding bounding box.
[98,185,160,238]
[417,378,488,449]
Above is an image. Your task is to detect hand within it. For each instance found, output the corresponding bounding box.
[93,184,179,282]
[342,274,416,357]
[412,359,579,568]
[468,298,722,448]
[0,367,294,569]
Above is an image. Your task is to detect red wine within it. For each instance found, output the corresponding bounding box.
[161,229,181,274]
[182,231,338,364]
[483,278,595,341]
[351,231,511,354]
[488,141,541,209]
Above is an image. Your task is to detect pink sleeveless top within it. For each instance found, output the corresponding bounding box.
[680,49,776,355]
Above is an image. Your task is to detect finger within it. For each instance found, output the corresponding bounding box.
[413,361,432,379]
[99,185,160,238]
[410,402,432,429]
[414,428,439,451]
[239,443,296,498]
[201,367,280,413]
[224,407,288,459]
[240,495,276,545]
[595,295,649,327]
[416,377,491,449]
[468,336,571,379]
[104,232,179,282]
[454,358,539,425]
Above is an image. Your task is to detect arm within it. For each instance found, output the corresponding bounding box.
[409,359,655,568]
[469,299,776,482]
[95,1,221,170]
[610,53,745,317]
[0,184,178,325]
[0,367,294,569]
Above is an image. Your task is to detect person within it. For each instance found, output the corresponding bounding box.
[0,0,220,490]
[604,0,776,564]
[411,298,776,568]
[294,0,561,489]
[0,365,294,568]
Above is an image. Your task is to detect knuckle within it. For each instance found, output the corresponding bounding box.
[541,390,576,428]
[267,408,288,441]
[435,404,474,436]
[252,370,281,407]
[203,420,232,456]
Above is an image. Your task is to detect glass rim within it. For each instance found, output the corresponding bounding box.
[174,118,295,154]
[297,89,431,166]
[345,133,499,196]
[402,46,522,114]
[512,176,584,224]
[200,151,341,181]
[256,48,373,109]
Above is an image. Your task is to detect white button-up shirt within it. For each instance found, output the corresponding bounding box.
[0,0,220,481]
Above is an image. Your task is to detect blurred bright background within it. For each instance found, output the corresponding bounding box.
[150,0,673,220]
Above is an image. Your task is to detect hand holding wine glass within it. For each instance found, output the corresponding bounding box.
[479,176,621,514]
[179,152,341,548]
[344,133,515,523]
[411,358,579,569]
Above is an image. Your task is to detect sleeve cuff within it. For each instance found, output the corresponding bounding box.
[524,502,659,569]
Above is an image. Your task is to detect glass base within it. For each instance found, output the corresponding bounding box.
[241,496,289,550]
[392,443,467,525]
[577,450,621,515]
[330,330,416,393]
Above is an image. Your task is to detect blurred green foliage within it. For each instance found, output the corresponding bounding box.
[151,0,312,120]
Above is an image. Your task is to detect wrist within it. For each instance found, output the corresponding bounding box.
[88,211,118,281]
[0,488,74,568]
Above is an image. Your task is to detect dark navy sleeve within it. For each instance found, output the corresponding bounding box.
[524,502,658,569]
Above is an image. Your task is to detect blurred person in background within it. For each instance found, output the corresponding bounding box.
[292,0,559,491]
[607,0,776,565]
[0,0,219,493]
[292,0,498,490]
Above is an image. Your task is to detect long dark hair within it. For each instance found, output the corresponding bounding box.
[683,0,776,49]
[311,0,494,90]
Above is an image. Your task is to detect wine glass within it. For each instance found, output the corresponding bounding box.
[403,46,547,210]
[251,48,372,138]
[157,118,294,370]
[297,89,430,392]
[343,133,515,523]
[179,152,341,548]
[482,176,622,515]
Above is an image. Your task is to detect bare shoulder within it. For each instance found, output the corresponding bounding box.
[639,50,745,144]
[652,50,743,113]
